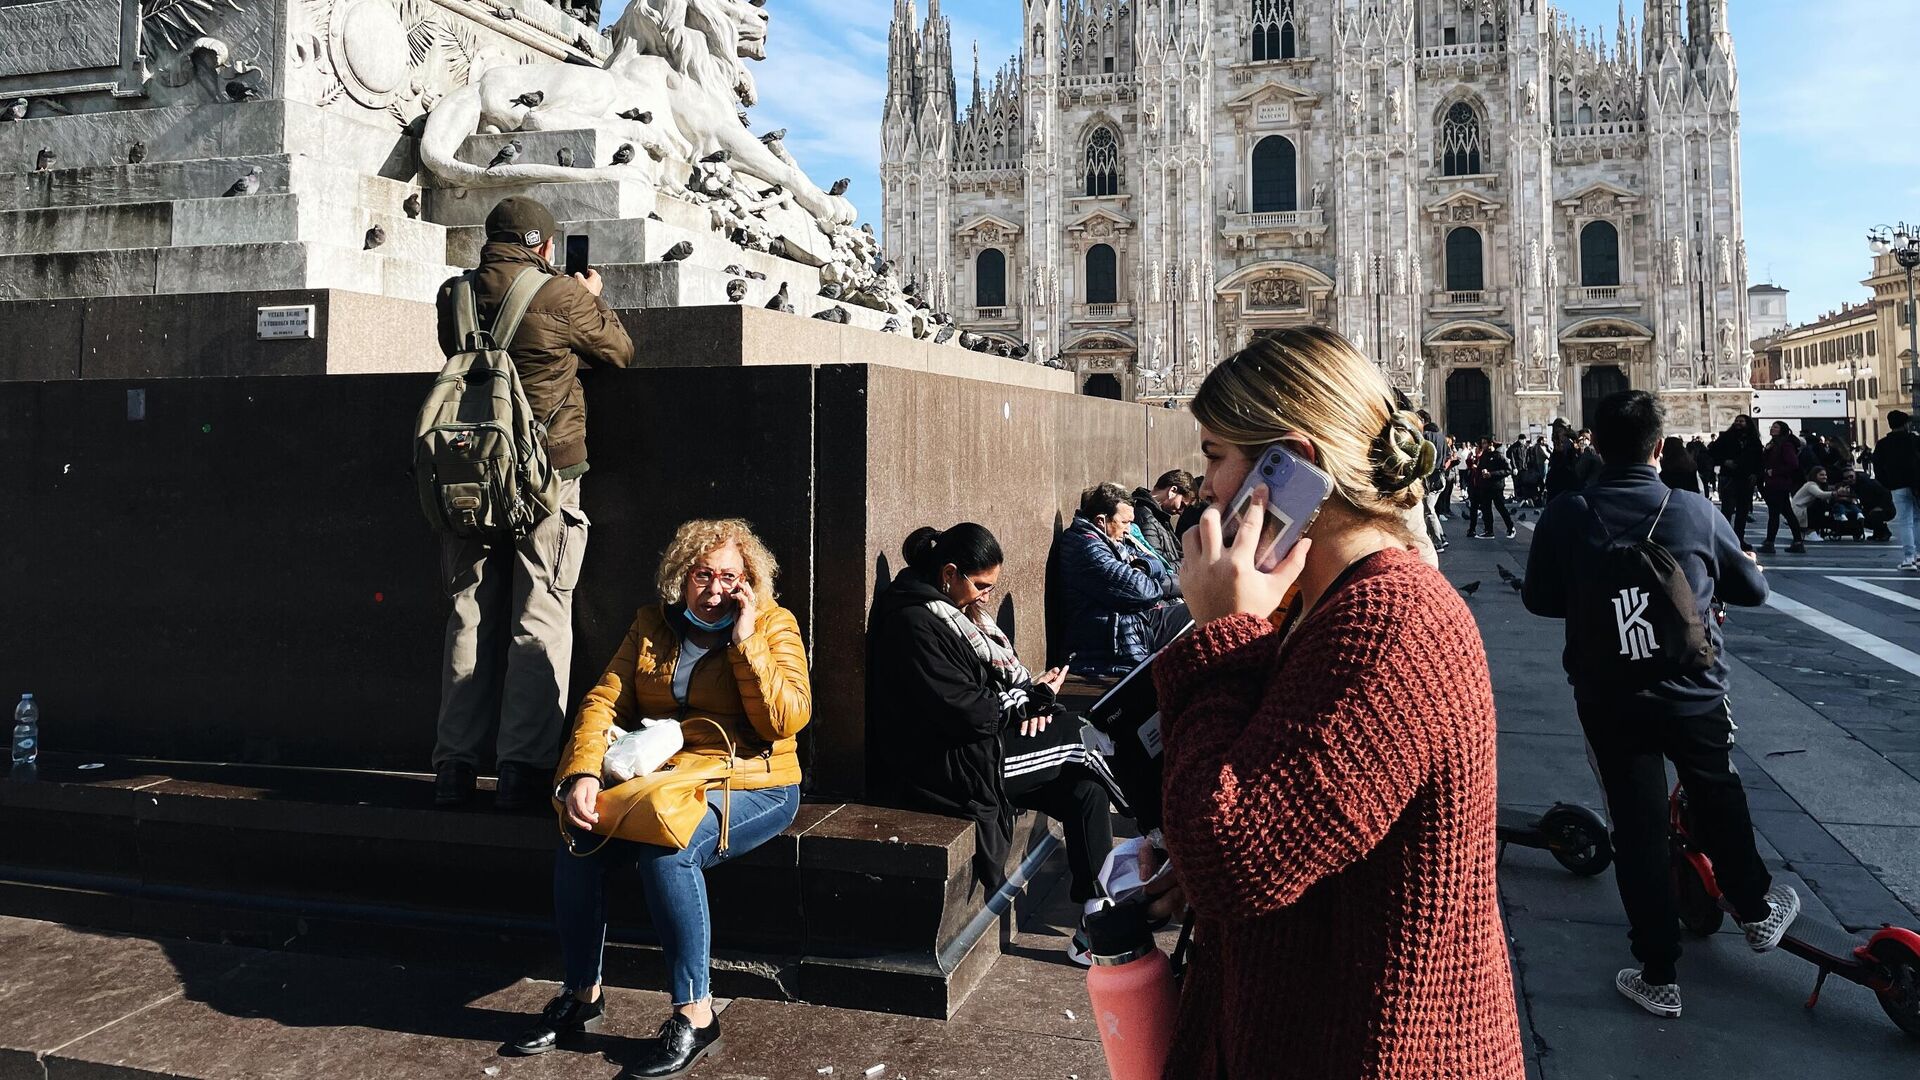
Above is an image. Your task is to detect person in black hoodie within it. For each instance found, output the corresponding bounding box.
[1470,437,1516,538]
[1708,414,1763,551]
[1524,390,1796,1020]
[868,524,1115,903]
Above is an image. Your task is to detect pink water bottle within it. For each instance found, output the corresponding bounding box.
[1085,904,1179,1080]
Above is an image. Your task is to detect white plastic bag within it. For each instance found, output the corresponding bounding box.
[602,718,684,784]
[1097,833,1174,904]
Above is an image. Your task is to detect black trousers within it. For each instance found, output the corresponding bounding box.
[1719,477,1755,546]
[1761,488,1805,546]
[1577,698,1773,984]
[1469,489,1513,534]
[1007,764,1116,902]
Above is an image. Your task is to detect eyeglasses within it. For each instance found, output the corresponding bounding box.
[690,569,742,589]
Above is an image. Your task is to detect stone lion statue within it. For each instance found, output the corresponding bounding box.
[418,0,856,233]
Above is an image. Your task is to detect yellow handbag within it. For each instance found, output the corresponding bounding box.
[558,717,735,857]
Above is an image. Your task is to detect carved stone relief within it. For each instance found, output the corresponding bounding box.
[1247,276,1304,310]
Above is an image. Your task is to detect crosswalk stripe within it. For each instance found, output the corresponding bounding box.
[1763,592,1920,678]
[1828,575,1920,612]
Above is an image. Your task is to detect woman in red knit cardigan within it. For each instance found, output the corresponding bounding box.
[1147,327,1525,1079]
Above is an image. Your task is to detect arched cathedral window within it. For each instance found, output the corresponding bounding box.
[1441,102,1484,176]
[1250,135,1297,212]
[1251,0,1298,62]
[976,248,1007,308]
[1085,244,1118,304]
[1580,221,1621,287]
[1445,228,1484,292]
[1085,126,1120,197]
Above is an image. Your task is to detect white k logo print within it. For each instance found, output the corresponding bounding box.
[1612,587,1657,661]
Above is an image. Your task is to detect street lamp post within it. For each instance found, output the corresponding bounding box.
[1867,224,1920,416]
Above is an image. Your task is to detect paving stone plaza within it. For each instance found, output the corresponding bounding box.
[1,0,1918,1077]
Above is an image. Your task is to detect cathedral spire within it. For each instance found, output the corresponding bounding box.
[1643,0,1680,62]
[972,41,981,108]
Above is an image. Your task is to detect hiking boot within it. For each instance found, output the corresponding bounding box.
[495,762,541,811]
[626,1013,722,1077]
[434,761,475,807]
[510,991,606,1055]
[1739,883,1801,952]
[1786,542,1807,554]
[1615,968,1682,1018]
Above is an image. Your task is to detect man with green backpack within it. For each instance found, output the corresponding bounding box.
[420,196,634,810]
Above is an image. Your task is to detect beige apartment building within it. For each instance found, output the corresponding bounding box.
[1864,251,1920,437]
[1761,303,1880,444]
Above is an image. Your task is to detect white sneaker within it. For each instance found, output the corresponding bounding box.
[1900,559,1920,573]
[1738,883,1801,952]
[1615,968,1683,1018]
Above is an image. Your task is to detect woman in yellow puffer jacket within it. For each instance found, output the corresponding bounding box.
[511,518,810,1077]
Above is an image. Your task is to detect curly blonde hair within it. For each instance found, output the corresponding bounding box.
[1191,327,1435,538]
[655,518,780,604]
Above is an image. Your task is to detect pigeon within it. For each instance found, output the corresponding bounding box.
[723,264,746,277]
[556,146,575,167]
[933,324,956,345]
[511,91,545,109]
[744,269,766,281]
[611,142,635,165]
[812,305,850,324]
[965,334,991,352]
[661,240,694,262]
[617,108,652,123]
[128,141,147,164]
[901,279,921,297]
[766,282,793,312]
[1495,564,1518,585]
[222,166,260,196]
[572,33,595,56]
[1458,581,1482,598]
[993,343,1013,357]
[492,4,514,19]
[646,211,663,222]
[1506,578,1524,593]
[486,140,522,169]
[738,111,752,128]
[700,149,732,164]
[33,147,54,171]
[364,224,386,250]
[882,317,901,333]
[726,278,748,302]
[1010,343,1030,360]
[861,222,876,236]
[1,98,26,122]
[225,76,264,102]
[828,177,850,196]
[933,311,953,325]
[758,129,786,145]
[757,184,783,199]
[818,281,843,300]
[403,192,422,219]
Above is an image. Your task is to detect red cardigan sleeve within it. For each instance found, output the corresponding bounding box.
[1155,587,1436,922]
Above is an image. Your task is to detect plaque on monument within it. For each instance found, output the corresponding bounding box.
[257,304,317,340]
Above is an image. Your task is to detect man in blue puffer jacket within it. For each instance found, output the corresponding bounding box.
[1050,482,1189,676]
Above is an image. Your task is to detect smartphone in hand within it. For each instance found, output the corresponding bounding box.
[564,234,591,277]
[1220,441,1336,572]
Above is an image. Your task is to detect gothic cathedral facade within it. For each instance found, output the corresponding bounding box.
[881,0,1754,438]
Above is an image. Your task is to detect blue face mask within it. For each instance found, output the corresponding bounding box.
[683,606,737,633]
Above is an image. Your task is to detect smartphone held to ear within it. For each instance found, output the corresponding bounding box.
[1221,442,1336,572]
[564,234,591,277]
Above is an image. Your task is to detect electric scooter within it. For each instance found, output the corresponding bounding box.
[1496,803,1613,876]
[1669,782,1920,1037]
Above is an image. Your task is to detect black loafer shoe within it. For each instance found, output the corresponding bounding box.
[495,762,539,811]
[627,1014,721,1077]
[434,762,476,807]
[510,992,606,1056]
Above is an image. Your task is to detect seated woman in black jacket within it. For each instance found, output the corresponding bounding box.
[868,523,1117,905]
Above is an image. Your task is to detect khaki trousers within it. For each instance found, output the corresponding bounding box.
[434,477,588,771]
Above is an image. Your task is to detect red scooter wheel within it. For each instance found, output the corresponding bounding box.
[1871,939,1920,1039]
[1672,853,1724,937]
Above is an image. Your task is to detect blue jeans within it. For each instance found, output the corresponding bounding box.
[1894,486,1920,564]
[553,784,800,1004]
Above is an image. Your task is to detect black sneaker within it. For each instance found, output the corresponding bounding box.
[1757,544,1776,555]
[1786,542,1807,554]
[510,992,607,1055]
[495,762,541,811]
[434,761,475,807]
[627,1013,722,1077]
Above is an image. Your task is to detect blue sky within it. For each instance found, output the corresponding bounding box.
[606,0,1913,324]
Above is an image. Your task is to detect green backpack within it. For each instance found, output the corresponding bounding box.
[413,268,563,539]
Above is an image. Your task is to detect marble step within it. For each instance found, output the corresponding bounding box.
[0,100,424,180]
[0,155,422,217]
[0,240,459,304]
[0,194,446,266]
[603,261,906,336]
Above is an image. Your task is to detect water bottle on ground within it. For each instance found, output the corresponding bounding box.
[1084,903,1179,1080]
[12,694,38,766]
